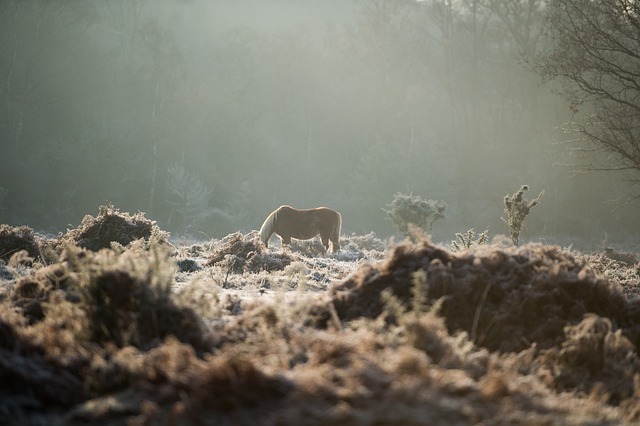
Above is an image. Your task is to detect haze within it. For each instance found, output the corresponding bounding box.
[0,0,637,249]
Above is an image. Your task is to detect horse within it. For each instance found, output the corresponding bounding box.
[259,205,342,253]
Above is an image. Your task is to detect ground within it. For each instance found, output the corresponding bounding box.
[0,208,639,425]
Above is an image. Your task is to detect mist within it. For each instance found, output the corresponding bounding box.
[0,0,637,250]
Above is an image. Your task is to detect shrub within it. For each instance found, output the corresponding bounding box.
[383,193,446,238]
[449,228,489,252]
[502,185,544,246]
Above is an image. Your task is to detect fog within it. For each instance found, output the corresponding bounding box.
[0,0,637,249]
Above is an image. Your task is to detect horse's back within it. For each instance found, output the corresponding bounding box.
[277,205,339,217]
[275,205,339,233]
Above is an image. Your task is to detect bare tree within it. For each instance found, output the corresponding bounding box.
[534,0,640,198]
[482,0,546,57]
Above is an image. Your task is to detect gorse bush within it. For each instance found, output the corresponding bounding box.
[383,192,446,238]
[502,185,544,245]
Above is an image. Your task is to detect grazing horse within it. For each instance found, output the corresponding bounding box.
[259,205,342,253]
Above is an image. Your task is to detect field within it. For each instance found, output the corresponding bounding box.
[1,206,640,425]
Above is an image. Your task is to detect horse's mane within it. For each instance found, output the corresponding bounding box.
[259,209,277,244]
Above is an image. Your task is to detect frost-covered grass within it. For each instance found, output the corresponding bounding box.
[1,211,640,425]
[170,231,389,323]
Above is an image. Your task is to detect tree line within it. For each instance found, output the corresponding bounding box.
[0,0,638,246]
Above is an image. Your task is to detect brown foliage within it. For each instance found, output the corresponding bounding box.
[0,347,86,407]
[10,263,73,324]
[64,338,291,425]
[0,224,42,262]
[1,214,639,425]
[207,232,293,273]
[534,314,640,405]
[303,240,640,421]
[60,204,168,251]
[313,241,637,354]
[62,248,213,353]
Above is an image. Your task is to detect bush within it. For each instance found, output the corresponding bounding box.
[502,185,544,246]
[383,192,446,238]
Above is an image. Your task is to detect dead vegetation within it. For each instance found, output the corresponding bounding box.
[0,207,639,425]
[0,224,43,262]
[206,231,294,273]
[314,242,639,352]
[59,204,170,252]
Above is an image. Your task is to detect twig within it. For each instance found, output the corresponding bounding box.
[471,282,492,343]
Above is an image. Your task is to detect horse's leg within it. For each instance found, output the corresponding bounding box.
[330,232,340,252]
[320,234,330,252]
[281,235,291,246]
[330,238,340,253]
[328,212,341,253]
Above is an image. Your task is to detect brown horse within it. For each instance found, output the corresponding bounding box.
[259,205,342,253]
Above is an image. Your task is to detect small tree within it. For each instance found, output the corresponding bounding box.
[383,192,446,238]
[166,163,213,234]
[502,185,544,245]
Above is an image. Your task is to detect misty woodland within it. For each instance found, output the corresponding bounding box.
[2,0,640,425]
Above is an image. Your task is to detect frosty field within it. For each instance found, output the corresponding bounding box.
[1,207,639,425]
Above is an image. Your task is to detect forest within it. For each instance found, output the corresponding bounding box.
[0,0,638,249]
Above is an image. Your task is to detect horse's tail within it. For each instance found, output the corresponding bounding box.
[259,209,277,247]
